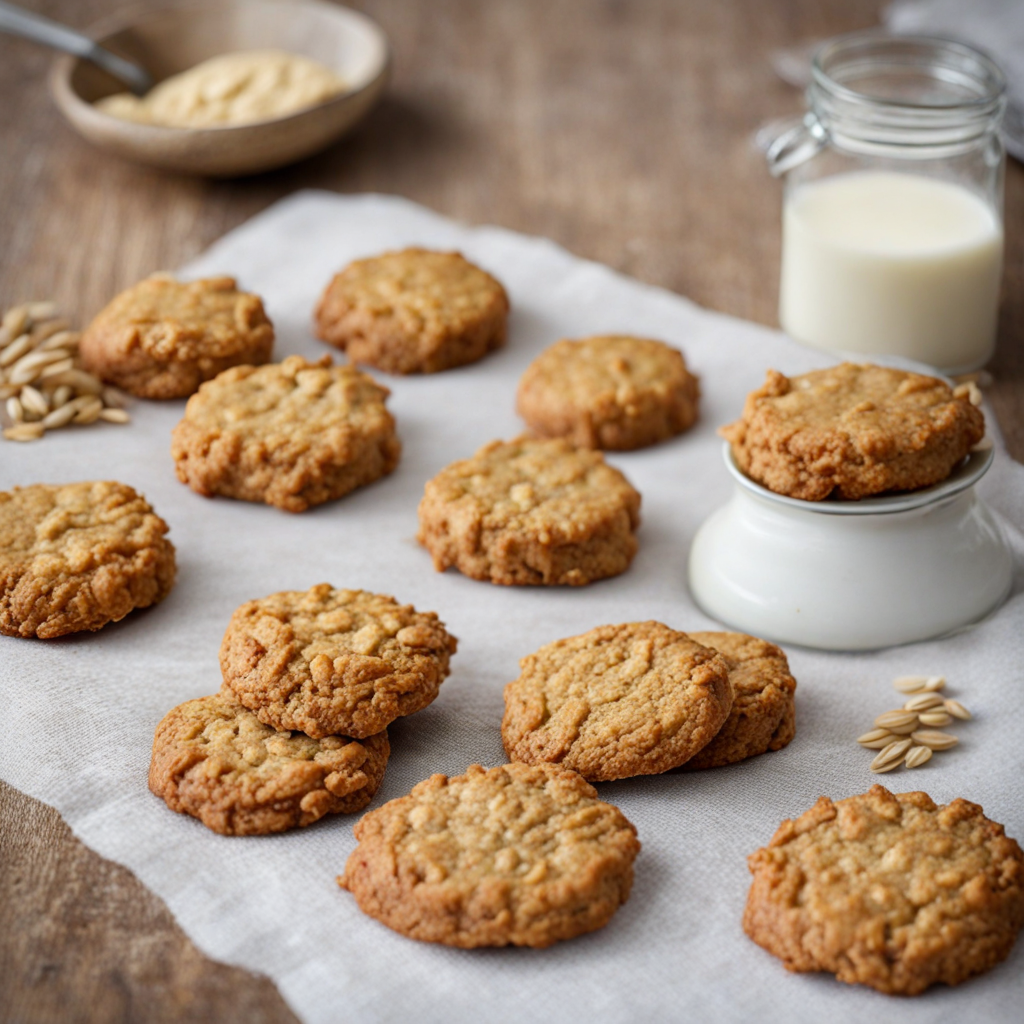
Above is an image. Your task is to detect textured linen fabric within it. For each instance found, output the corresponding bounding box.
[1,192,1022,1023]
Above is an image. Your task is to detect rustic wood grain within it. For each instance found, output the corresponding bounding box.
[1,0,1021,1020]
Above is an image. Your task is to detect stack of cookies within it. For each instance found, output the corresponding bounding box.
[149,584,457,836]
[502,622,797,780]
[334,620,796,952]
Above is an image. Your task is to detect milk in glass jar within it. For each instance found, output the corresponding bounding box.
[767,34,1007,373]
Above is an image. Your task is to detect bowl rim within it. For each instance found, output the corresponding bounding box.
[722,440,995,516]
[50,0,392,136]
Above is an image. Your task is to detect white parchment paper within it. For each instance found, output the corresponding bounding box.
[1,192,1022,1023]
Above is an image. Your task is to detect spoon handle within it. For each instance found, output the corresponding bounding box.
[0,0,152,95]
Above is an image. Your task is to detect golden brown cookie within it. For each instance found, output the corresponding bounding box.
[315,248,509,374]
[502,622,732,781]
[517,335,700,450]
[0,481,175,639]
[339,762,640,947]
[79,275,274,399]
[149,693,389,836]
[220,584,457,740]
[678,631,796,770]
[721,363,985,501]
[417,437,641,586]
[744,785,1024,995]
[171,355,400,513]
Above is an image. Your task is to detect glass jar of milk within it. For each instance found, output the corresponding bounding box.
[768,34,1007,373]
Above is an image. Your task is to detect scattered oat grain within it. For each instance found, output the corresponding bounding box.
[904,746,933,768]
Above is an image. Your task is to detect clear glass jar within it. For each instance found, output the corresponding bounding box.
[767,33,1007,373]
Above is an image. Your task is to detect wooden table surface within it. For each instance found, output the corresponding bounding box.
[1,1,1021,1020]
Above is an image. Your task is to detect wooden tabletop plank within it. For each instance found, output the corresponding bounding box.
[1,0,1020,1019]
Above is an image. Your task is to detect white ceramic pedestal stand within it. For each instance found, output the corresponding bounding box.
[688,444,1013,651]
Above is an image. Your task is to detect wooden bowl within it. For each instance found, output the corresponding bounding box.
[49,0,390,177]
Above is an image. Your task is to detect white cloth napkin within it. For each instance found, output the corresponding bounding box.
[1,192,1022,1024]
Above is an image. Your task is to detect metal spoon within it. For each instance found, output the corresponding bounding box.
[0,0,152,95]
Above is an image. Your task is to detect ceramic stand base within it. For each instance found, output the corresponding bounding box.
[688,446,1014,652]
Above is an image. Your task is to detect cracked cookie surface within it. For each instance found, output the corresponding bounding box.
[339,762,640,947]
[149,692,389,836]
[0,480,176,638]
[220,584,457,739]
[417,437,641,586]
[502,621,732,781]
[679,631,796,770]
[171,355,400,512]
[720,363,984,500]
[315,248,509,374]
[80,275,274,399]
[517,335,700,450]
[744,785,1024,995]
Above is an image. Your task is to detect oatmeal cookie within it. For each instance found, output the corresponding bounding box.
[149,692,389,836]
[220,584,457,739]
[678,631,796,770]
[171,355,400,513]
[417,437,641,586]
[502,622,732,781]
[721,363,985,501]
[315,248,509,374]
[339,762,640,947]
[79,274,274,399]
[744,785,1024,995]
[0,481,175,638]
[517,335,700,450]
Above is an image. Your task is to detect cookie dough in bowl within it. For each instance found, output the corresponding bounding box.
[50,0,392,177]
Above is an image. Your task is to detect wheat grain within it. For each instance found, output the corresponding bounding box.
[910,730,959,751]
[857,728,896,749]
[904,746,933,768]
[870,738,912,772]
[918,710,953,728]
[1,305,29,338]
[0,335,33,367]
[903,693,945,712]
[3,422,44,441]
[874,709,919,734]
[943,699,972,721]
[893,675,929,694]
[19,385,48,417]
